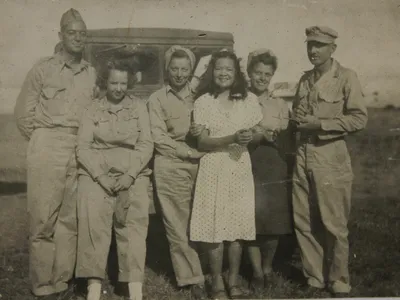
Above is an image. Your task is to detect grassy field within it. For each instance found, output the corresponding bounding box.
[1,108,400,299]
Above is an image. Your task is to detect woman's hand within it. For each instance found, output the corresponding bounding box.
[189,123,206,137]
[113,174,134,192]
[234,129,253,146]
[96,174,117,195]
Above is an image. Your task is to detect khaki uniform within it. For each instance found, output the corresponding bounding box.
[148,84,204,287]
[292,60,367,293]
[75,95,153,282]
[14,53,96,296]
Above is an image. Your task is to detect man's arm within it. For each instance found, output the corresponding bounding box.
[319,70,368,139]
[14,62,44,140]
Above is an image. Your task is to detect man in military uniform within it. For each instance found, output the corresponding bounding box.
[14,8,96,298]
[292,26,368,297]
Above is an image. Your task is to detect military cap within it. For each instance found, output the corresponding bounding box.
[60,8,85,30]
[305,26,338,44]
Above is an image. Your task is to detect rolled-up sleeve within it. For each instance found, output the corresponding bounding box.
[14,62,43,140]
[320,70,368,134]
[127,102,154,179]
[148,93,190,159]
[76,109,107,179]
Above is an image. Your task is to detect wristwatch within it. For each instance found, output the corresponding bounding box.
[187,149,193,158]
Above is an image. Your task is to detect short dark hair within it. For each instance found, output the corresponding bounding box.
[195,50,248,100]
[96,60,135,90]
[247,52,278,75]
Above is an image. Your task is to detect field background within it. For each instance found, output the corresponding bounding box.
[1,107,400,299]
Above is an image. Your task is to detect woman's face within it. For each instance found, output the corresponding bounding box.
[107,69,128,102]
[213,57,236,90]
[168,57,192,89]
[249,62,275,93]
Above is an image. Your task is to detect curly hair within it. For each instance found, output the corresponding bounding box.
[195,50,248,100]
[96,60,135,90]
[247,52,278,75]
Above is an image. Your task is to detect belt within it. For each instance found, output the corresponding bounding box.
[298,132,318,144]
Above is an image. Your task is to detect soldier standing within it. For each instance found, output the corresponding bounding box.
[14,8,96,299]
[292,26,368,297]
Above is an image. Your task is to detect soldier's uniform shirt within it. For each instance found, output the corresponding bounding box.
[292,59,367,293]
[13,52,96,296]
[75,95,153,282]
[147,84,205,287]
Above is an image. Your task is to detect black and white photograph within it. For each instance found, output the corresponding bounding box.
[0,0,399,299]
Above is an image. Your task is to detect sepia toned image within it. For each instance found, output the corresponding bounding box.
[0,0,399,299]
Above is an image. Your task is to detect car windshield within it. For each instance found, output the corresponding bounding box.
[89,44,161,86]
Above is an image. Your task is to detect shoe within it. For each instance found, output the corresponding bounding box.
[210,289,229,300]
[228,286,246,299]
[190,284,208,300]
[249,277,264,294]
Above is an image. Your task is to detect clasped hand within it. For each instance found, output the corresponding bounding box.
[234,129,253,146]
[96,173,134,195]
[293,106,322,131]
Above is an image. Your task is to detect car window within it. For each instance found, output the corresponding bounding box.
[89,44,161,86]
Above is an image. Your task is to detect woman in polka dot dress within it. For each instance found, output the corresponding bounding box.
[189,50,263,299]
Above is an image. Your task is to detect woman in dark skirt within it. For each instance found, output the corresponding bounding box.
[246,49,294,293]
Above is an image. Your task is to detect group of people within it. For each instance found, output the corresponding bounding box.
[14,7,368,300]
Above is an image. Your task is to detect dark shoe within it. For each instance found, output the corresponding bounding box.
[250,277,264,294]
[228,286,246,299]
[190,284,208,300]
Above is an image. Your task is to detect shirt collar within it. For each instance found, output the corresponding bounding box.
[302,58,341,79]
[54,52,90,72]
[165,83,192,99]
[98,95,133,112]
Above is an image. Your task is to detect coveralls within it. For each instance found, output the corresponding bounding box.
[292,59,368,293]
[75,95,153,282]
[14,53,96,296]
[148,84,205,287]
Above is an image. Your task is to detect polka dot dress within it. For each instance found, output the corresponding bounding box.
[190,92,263,243]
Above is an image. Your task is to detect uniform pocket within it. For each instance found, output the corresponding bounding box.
[42,87,66,100]
[41,87,67,115]
[317,90,343,118]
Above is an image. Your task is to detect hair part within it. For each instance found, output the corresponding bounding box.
[195,50,248,100]
[247,52,278,75]
[96,60,135,90]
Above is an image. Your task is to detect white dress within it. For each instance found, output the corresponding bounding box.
[190,92,263,243]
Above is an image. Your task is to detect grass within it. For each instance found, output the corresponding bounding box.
[0,108,400,299]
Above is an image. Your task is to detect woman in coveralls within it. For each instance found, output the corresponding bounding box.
[245,49,293,294]
[147,46,208,299]
[75,60,153,300]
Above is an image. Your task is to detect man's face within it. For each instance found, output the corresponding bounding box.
[59,21,87,55]
[307,41,336,66]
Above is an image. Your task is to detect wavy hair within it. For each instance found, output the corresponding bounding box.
[195,50,248,100]
[96,60,135,91]
[247,52,278,75]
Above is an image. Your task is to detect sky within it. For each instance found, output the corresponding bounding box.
[0,0,400,98]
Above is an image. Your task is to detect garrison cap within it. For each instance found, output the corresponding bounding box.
[305,26,338,44]
[60,8,86,30]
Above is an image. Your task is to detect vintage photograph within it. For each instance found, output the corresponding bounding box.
[0,0,399,299]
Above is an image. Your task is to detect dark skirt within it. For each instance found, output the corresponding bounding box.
[249,141,293,235]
